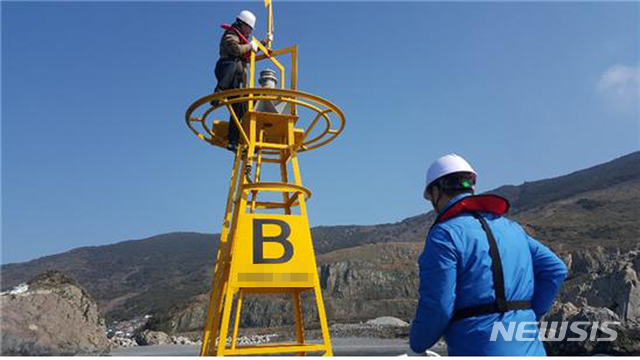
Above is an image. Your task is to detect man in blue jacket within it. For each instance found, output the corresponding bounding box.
[410,154,567,356]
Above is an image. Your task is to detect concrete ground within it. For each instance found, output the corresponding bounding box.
[108,337,447,356]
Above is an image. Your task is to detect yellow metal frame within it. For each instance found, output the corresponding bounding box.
[185,9,345,356]
[186,88,345,152]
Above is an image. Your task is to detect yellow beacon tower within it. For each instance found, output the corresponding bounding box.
[185,1,344,356]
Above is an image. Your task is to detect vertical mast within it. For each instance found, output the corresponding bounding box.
[265,0,274,49]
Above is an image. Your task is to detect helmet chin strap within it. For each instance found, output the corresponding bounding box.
[431,186,444,214]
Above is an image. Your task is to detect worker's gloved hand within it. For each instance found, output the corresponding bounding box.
[266,33,273,42]
[261,39,269,46]
[250,40,259,53]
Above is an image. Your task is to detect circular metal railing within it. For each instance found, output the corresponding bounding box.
[185,88,345,152]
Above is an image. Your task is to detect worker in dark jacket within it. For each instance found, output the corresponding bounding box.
[409,154,567,356]
[213,10,268,151]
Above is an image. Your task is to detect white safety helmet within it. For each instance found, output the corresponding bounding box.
[236,10,256,29]
[424,154,477,200]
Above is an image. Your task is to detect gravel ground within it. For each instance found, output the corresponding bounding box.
[108,337,447,356]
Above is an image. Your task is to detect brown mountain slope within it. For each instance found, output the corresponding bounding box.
[514,177,640,250]
[1,151,638,325]
[1,233,219,320]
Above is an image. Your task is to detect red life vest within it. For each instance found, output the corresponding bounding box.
[221,23,251,62]
[433,194,510,224]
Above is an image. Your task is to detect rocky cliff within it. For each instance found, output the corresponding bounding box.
[159,244,640,335]
[559,246,640,324]
[0,271,111,355]
[161,242,422,332]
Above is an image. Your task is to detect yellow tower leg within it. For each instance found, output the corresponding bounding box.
[200,148,242,356]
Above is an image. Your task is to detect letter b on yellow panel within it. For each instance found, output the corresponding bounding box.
[233,214,316,288]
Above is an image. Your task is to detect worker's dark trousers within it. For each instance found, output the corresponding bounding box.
[214,58,247,145]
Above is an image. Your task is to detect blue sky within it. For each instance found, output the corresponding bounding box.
[2,1,638,264]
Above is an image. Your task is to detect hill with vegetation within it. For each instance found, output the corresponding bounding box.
[2,151,639,327]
